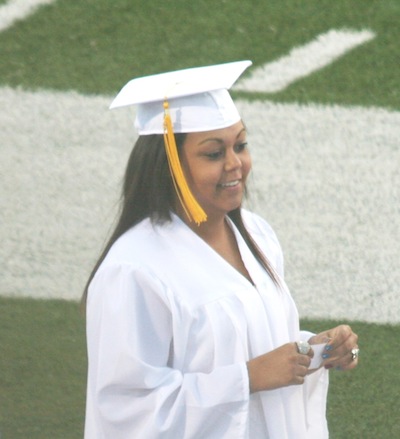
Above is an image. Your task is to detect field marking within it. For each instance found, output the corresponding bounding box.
[1,86,399,324]
[0,0,56,32]
[234,29,376,93]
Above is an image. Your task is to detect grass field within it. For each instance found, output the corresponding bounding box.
[1,297,399,438]
[0,0,399,110]
[1,0,399,437]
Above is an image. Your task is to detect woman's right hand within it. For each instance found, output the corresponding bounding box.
[246,343,313,393]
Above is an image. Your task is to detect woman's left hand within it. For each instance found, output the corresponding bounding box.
[308,324,359,371]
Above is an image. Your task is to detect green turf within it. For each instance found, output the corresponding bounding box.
[1,297,399,438]
[0,0,399,109]
[0,297,86,439]
[303,319,400,438]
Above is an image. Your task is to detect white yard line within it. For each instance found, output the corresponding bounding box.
[0,0,56,32]
[1,86,399,324]
[234,29,376,93]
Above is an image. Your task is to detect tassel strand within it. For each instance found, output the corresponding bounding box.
[163,101,207,225]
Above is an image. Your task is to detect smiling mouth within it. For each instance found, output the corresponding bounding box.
[219,179,240,188]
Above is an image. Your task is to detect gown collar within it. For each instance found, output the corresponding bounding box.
[168,212,267,289]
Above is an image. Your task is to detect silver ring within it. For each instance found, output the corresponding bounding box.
[351,348,360,361]
[296,341,311,355]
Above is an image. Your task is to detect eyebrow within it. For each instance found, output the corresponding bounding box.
[197,127,247,146]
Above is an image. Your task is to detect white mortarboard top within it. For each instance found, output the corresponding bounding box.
[109,60,252,134]
[109,60,252,225]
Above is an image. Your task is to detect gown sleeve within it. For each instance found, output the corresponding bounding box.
[85,263,250,439]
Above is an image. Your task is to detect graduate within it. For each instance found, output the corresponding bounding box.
[82,60,359,438]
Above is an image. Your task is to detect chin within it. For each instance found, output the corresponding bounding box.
[224,202,242,215]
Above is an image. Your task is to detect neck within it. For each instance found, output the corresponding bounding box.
[175,203,225,237]
[175,206,227,241]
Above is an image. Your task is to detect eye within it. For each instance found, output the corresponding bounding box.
[204,150,223,160]
[234,142,248,153]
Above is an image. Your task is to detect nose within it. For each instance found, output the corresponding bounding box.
[224,149,242,172]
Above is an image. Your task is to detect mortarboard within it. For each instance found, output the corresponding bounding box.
[110,60,252,224]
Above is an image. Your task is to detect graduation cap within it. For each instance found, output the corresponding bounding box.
[110,60,252,225]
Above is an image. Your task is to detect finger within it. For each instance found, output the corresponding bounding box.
[325,345,360,371]
[332,335,358,360]
[294,364,309,384]
[294,375,305,385]
[299,355,312,368]
[325,326,358,355]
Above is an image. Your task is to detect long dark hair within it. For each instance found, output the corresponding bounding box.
[81,133,280,307]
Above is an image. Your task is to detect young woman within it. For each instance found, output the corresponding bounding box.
[83,61,359,438]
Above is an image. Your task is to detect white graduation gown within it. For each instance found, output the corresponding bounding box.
[84,210,329,438]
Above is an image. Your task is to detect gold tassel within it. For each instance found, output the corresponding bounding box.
[163,100,207,225]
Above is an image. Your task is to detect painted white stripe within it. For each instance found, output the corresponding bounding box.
[1,86,400,324]
[0,0,56,32]
[234,29,376,93]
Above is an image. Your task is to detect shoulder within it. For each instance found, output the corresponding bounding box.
[89,219,173,307]
[94,215,193,280]
[103,218,168,266]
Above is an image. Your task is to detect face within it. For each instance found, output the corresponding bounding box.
[179,121,252,221]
